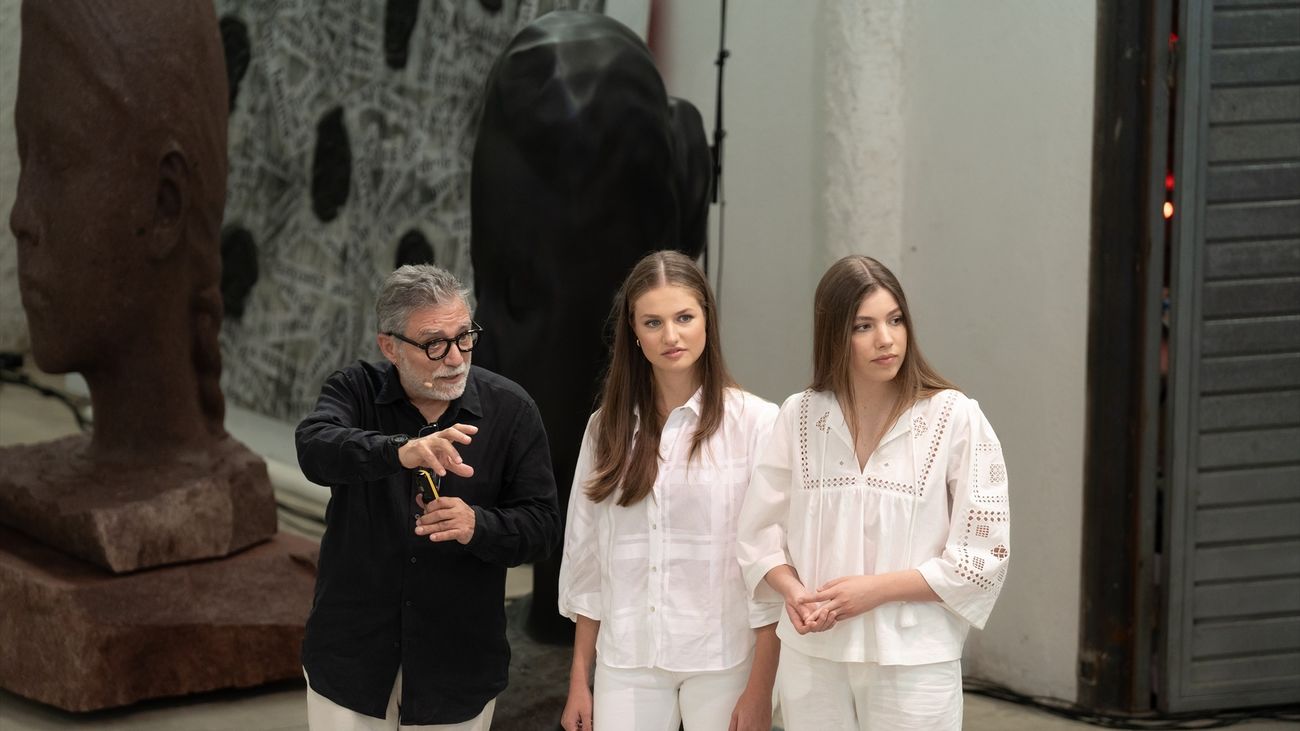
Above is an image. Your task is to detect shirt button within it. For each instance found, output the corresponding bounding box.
[393,641,400,649]
[650,566,658,573]
[651,523,658,530]
[410,556,417,564]
[405,600,413,607]
[649,606,656,613]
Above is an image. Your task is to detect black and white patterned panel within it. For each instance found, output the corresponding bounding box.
[215,0,601,420]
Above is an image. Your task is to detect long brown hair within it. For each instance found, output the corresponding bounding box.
[587,251,736,506]
[811,256,957,438]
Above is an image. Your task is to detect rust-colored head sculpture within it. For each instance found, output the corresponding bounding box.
[9,0,229,457]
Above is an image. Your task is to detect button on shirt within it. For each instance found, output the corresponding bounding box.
[559,388,780,672]
[737,389,1010,665]
[296,360,560,725]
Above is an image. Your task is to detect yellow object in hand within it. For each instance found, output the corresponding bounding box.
[417,469,441,501]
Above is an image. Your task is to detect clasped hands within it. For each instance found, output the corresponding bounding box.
[783,575,884,635]
[398,423,479,545]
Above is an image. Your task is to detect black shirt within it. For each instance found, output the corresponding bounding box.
[296,360,560,725]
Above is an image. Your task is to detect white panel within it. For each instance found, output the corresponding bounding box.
[900,0,1096,703]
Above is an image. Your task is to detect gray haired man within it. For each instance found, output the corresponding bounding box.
[296,264,561,729]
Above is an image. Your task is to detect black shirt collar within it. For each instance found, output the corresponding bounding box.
[374,360,483,420]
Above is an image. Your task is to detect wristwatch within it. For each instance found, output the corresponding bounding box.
[389,434,410,449]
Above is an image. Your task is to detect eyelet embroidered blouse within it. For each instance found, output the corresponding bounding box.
[559,387,781,671]
[737,388,1010,665]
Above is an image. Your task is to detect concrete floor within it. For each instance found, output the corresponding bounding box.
[2,372,1297,730]
[3,680,1296,730]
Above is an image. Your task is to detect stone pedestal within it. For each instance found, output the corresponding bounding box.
[0,435,277,573]
[0,525,317,712]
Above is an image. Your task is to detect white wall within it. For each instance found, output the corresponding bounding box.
[900,1,1094,700]
[602,0,650,40]
[0,0,25,353]
[822,0,905,271]
[653,0,823,402]
[656,0,1095,703]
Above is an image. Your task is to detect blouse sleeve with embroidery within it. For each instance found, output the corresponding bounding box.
[916,397,1010,630]
[737,394,799,608]
[557,415,602,622]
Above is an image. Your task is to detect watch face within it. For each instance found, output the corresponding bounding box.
[392,435,409,447]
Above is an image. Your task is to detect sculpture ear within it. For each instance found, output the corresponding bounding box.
[149,149,189,260]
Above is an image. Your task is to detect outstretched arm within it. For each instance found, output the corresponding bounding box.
[295,370,402,485]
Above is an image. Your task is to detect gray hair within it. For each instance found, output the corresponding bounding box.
[375,265,473,334]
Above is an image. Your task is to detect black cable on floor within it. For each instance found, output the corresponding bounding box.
[964,677,1300,729]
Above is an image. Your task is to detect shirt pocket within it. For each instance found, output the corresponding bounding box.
[666,462,736,536]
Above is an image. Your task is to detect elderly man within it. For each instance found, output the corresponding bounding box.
[296,264,561,729]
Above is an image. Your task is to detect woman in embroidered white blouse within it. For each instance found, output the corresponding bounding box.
[737,255,1010,730]
[559,251,781,731]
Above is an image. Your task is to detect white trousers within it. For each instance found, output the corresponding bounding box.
[305,668,496,731]
[776,646,962,731]
[592,659,752,731]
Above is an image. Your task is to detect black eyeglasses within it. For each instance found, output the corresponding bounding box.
[387,325,483,361]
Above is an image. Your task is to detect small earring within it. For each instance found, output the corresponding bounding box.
[636,339,641,347]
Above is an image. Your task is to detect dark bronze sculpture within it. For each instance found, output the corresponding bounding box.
[471,10,711,642]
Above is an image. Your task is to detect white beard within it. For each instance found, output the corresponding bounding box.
[423,364,469,401]
[399,353,470,403]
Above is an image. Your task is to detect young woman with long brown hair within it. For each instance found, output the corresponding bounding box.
[737,255,1011,730]
[559,251,780,731]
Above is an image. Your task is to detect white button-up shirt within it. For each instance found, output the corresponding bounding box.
[737,389,1010,665]
[559,388,781,671]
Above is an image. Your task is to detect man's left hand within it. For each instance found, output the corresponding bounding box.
[415,496,476,544]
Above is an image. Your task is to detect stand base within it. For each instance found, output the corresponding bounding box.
[0,525,317,712]
[0,435,278,574]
